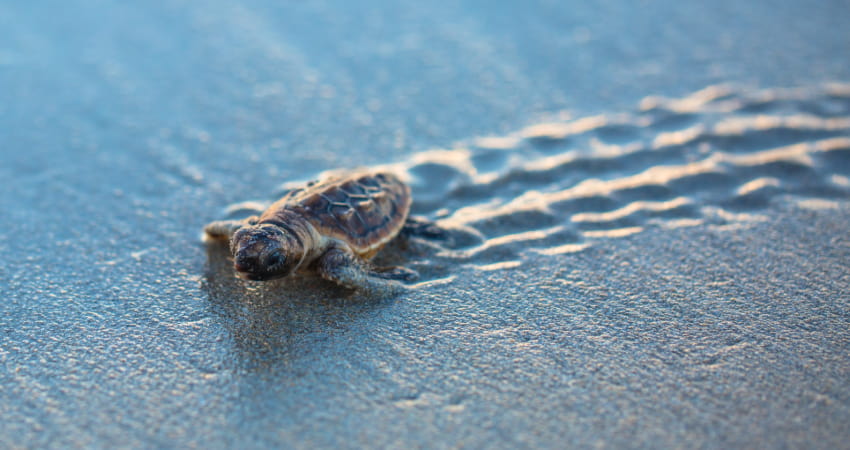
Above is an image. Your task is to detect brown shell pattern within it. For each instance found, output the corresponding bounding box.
[282,172,411,253]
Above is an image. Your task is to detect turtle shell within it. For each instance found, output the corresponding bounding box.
[267,171,411,256]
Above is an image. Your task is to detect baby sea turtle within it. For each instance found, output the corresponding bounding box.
[205,171,436,296]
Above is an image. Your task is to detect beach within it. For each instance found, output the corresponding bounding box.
[1,0,849,447]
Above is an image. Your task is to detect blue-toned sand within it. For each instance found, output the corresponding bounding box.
[1,1,849,448]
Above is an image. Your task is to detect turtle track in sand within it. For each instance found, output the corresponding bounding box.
[223,84,850,285]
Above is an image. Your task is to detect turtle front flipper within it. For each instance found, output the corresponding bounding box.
[203,216,258,240]
[317,246,408,297]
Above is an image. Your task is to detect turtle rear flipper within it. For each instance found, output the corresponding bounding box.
[373,265,419,282]
[402,216,452,242]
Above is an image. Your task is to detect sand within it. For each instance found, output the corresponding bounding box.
[1,0,849,448]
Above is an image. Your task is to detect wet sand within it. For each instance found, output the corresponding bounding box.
[2,0,850,448]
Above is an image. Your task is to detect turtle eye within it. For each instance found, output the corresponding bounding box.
[230,229,247,253]
[265,251,285,268]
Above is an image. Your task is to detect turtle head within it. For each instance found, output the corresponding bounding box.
[230,223,304,281]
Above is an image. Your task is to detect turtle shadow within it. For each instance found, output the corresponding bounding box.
[201,243,390,370]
